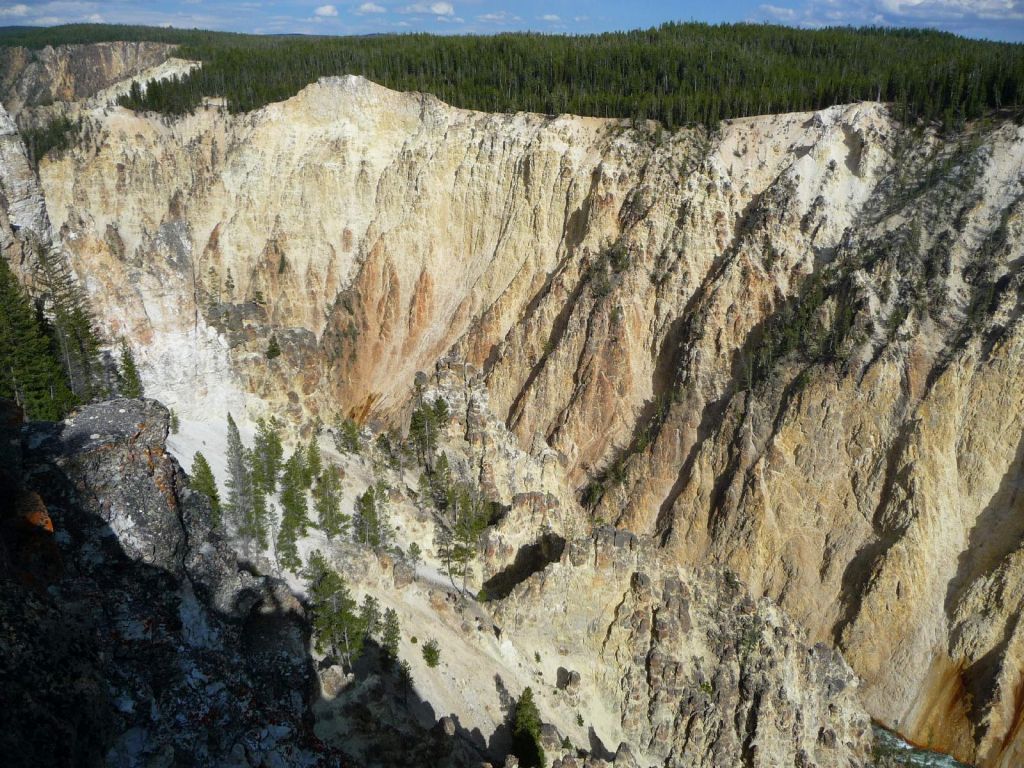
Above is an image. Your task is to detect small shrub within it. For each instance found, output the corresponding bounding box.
[266,334,281,360]
[422,638,441,667]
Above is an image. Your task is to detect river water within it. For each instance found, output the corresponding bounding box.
[873,725,973,768]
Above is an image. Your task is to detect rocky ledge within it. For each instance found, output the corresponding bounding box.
[0,398,341,768]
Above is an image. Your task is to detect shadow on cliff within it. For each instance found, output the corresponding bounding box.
[1,398,529,768]
[942,429,1024,725]
[313,637,512,767]
[0,408,343,767]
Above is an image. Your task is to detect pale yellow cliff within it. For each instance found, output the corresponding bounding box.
[30,72,1024,766]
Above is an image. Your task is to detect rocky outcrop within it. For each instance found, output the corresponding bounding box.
[28,67,1024,765]
[0,101,53,283]
[493,528,873,767]
[0,398,337,768]
[0,42,175,115]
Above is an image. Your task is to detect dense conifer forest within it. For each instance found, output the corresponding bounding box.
[2,22,1023,127]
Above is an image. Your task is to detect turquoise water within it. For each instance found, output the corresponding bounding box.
[873,725,973,768]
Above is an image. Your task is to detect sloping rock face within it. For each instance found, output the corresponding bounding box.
[0,42,175,114]
[32,71,1024,765]
[493,529,873,767]
[0,101,52,282]
[0,398,338,768]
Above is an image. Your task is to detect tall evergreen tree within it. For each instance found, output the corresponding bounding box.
[33,245,101,401]
[511,687,545,768]
[250,417,284,494]
[354,486,381,548]
[381,607,401,664]
[244,457,270,550]
[431,452,452,509]
[280,451,311,535]
[305,550,364,670]
[276,510,301,572]
[0,256,74,419]
[224,412,257,555]
[451,482,489,594]
[305,437,322,487]
[409,404,438,467]
[118,339,143,398]
[314,466,348,538]
[190,451,222,529]
[398,659,414,703]
[434,522,460,591]
[406,542,423,575]
[359,594,380,639]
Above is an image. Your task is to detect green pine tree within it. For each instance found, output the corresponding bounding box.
[118,339,143,398]
[250,417,284,494]
[512,687,546,768]
[359,594,380,639]
[335,417,361,454]
[354,486,380,548]
[422,638,441,668]
[0,256,74,419]
[190,451,222,529]
[305,437,322,487]
[398,658,414,703]
[225,412,257,555]
[305,551,364,670]
[314,466,348,538]
[276,510,301,572]
[409,404,437,466]
[406,542,423,574]
[451,482,489,594]
[431,452,452,508]
[245,465,269,550]
[32,244,101,401]
[280,451,311,535]
[382,607,401,663]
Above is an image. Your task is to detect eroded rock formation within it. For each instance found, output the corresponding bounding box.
[5,50,1024,766]
[494,528,874,767]
[0,41,176,114]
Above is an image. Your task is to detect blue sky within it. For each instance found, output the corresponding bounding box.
[0,1,1022,42]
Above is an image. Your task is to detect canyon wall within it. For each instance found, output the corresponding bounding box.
[26,69,1024,765]
[0,41,176,114]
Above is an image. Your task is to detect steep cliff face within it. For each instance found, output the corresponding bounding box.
[0,42,175,114]
[0,399,336,767]
[30,70,1024,765]
[0,102,52,282]
[493,528,874,767]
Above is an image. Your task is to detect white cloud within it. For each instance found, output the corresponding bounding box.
[759,0,1024,27]
[356,2,386,13]
[314,4,338,16]
[0,4,29,16]
[402,2,454,15]
[477,10,522,23]
[759,4,797,20]
[540,13,560,22]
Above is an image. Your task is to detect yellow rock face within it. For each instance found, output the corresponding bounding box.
[37,73,1024,765]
